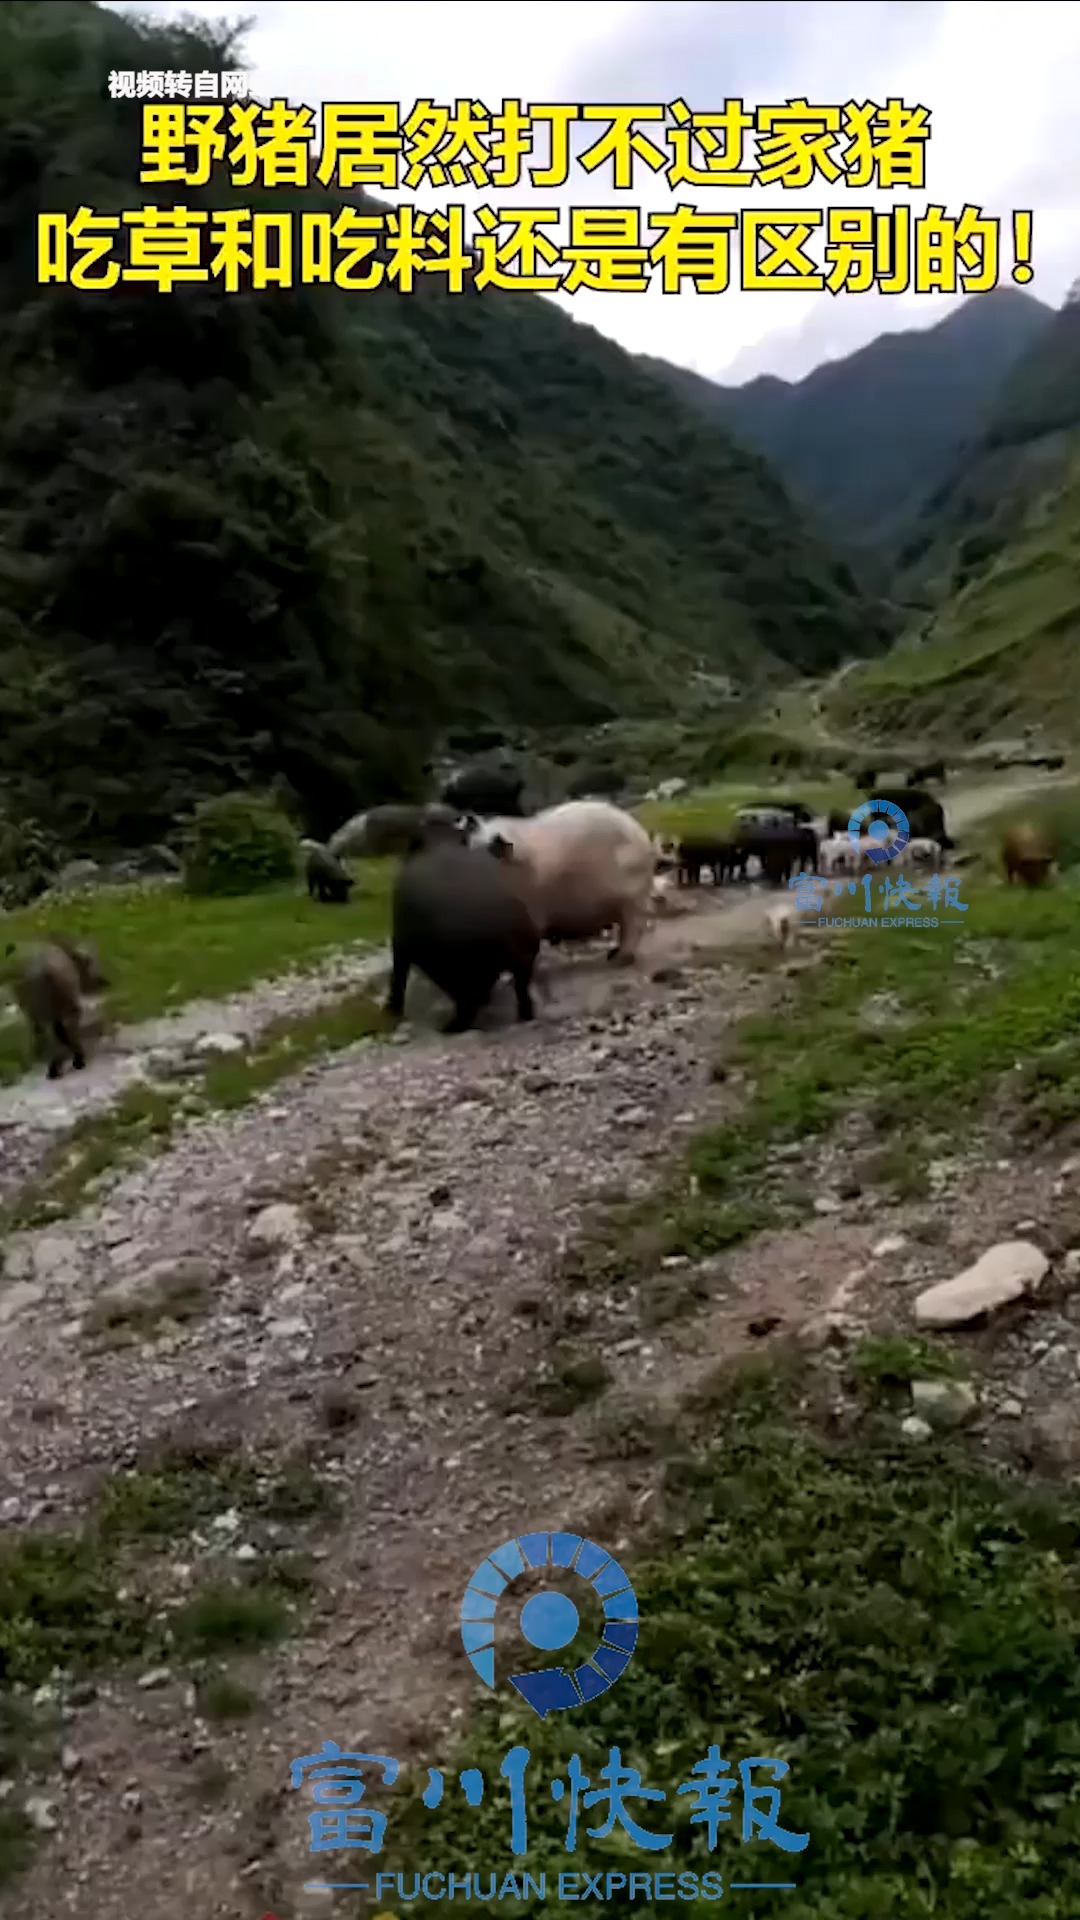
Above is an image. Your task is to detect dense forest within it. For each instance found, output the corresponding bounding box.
[0,0,896,858]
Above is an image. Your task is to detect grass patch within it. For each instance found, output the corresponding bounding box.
[97,1453,337,1543]
[0,1810,35,1889]
[553,874,1080,1340]
[682,879,1080,1216]
[531,1347,612,1417]
[850,1332,965,1395]
[384,1357,1080,1917]
[196,1672,260,1721]
[0,1446,326,1882]
[171,1582,292,1656]
[0,1452,329,1688]
[0,868,392,1086]
[198,986,394,1110]
[635,779,860,841]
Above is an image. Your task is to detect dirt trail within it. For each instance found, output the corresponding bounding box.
[2,779,1078,1918]
[2,909,787,1920]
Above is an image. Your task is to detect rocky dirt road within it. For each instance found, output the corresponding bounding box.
[1,774,1076,1920]
[1,894,796,1920]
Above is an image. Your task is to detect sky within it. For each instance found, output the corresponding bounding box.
[113,0,1079,387]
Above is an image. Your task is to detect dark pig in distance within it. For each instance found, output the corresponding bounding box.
[736,824,818,885]
[8,938,109,1080]
[1001,822,1055,888]
[386,839,541,1034]
[676,836,743,886]
[301,841,353,904]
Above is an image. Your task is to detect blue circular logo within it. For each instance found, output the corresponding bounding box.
[848,799,909,864]
[460,1531,639,1720]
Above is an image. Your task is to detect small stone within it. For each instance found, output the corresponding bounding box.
[235,1543,258,1562]
[247,1203,305,1252]
[873,1235,907,1258]
[266,1316,309,1340]
[901,1416,933,1441]
[25,1796,58,1833]
[60,1746,82,1776]
[1015,1219,1038,1234]
[136,1667,171,1690]
[1064,1250,1080,1280]
[911,1379,979,1428]
[796,1310,861,1351]
[813,1195,842,1215]
[195,1031,244,1057]
[914,1240,1049,1329]
[1000,1398,1025,1418]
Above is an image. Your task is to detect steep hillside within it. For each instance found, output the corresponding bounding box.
[0,0,893,855]
[893,291,1080,605]
[824,444,1080,749]
[641,289,1051,560]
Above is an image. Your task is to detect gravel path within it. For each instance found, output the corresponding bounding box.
[1,778,1075,1920]
[0,901,786,1920]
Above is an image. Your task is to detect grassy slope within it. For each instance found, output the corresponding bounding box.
[344,285,898,713]
[379,865,1080,1920]
[824,449,1080,749]
[893,295,1080,607]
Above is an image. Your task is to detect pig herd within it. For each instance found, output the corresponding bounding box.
[10,760,1060,1080]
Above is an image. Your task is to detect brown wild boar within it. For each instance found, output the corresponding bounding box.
[7,939,109,1079]
[1001,823,1055,888]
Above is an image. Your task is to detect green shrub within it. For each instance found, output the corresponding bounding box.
[181,793,300,898]
[0,814,62,909]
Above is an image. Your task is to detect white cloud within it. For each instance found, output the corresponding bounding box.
[106,1,1077,385]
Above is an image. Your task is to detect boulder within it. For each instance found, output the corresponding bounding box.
[914,1240,1048,1328]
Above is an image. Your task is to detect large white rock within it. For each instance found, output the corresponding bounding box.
[914,1240,1048,1328]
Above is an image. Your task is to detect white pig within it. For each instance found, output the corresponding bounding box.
[468,800,656,962]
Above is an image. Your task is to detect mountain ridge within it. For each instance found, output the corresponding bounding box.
[640,288,1053,563]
